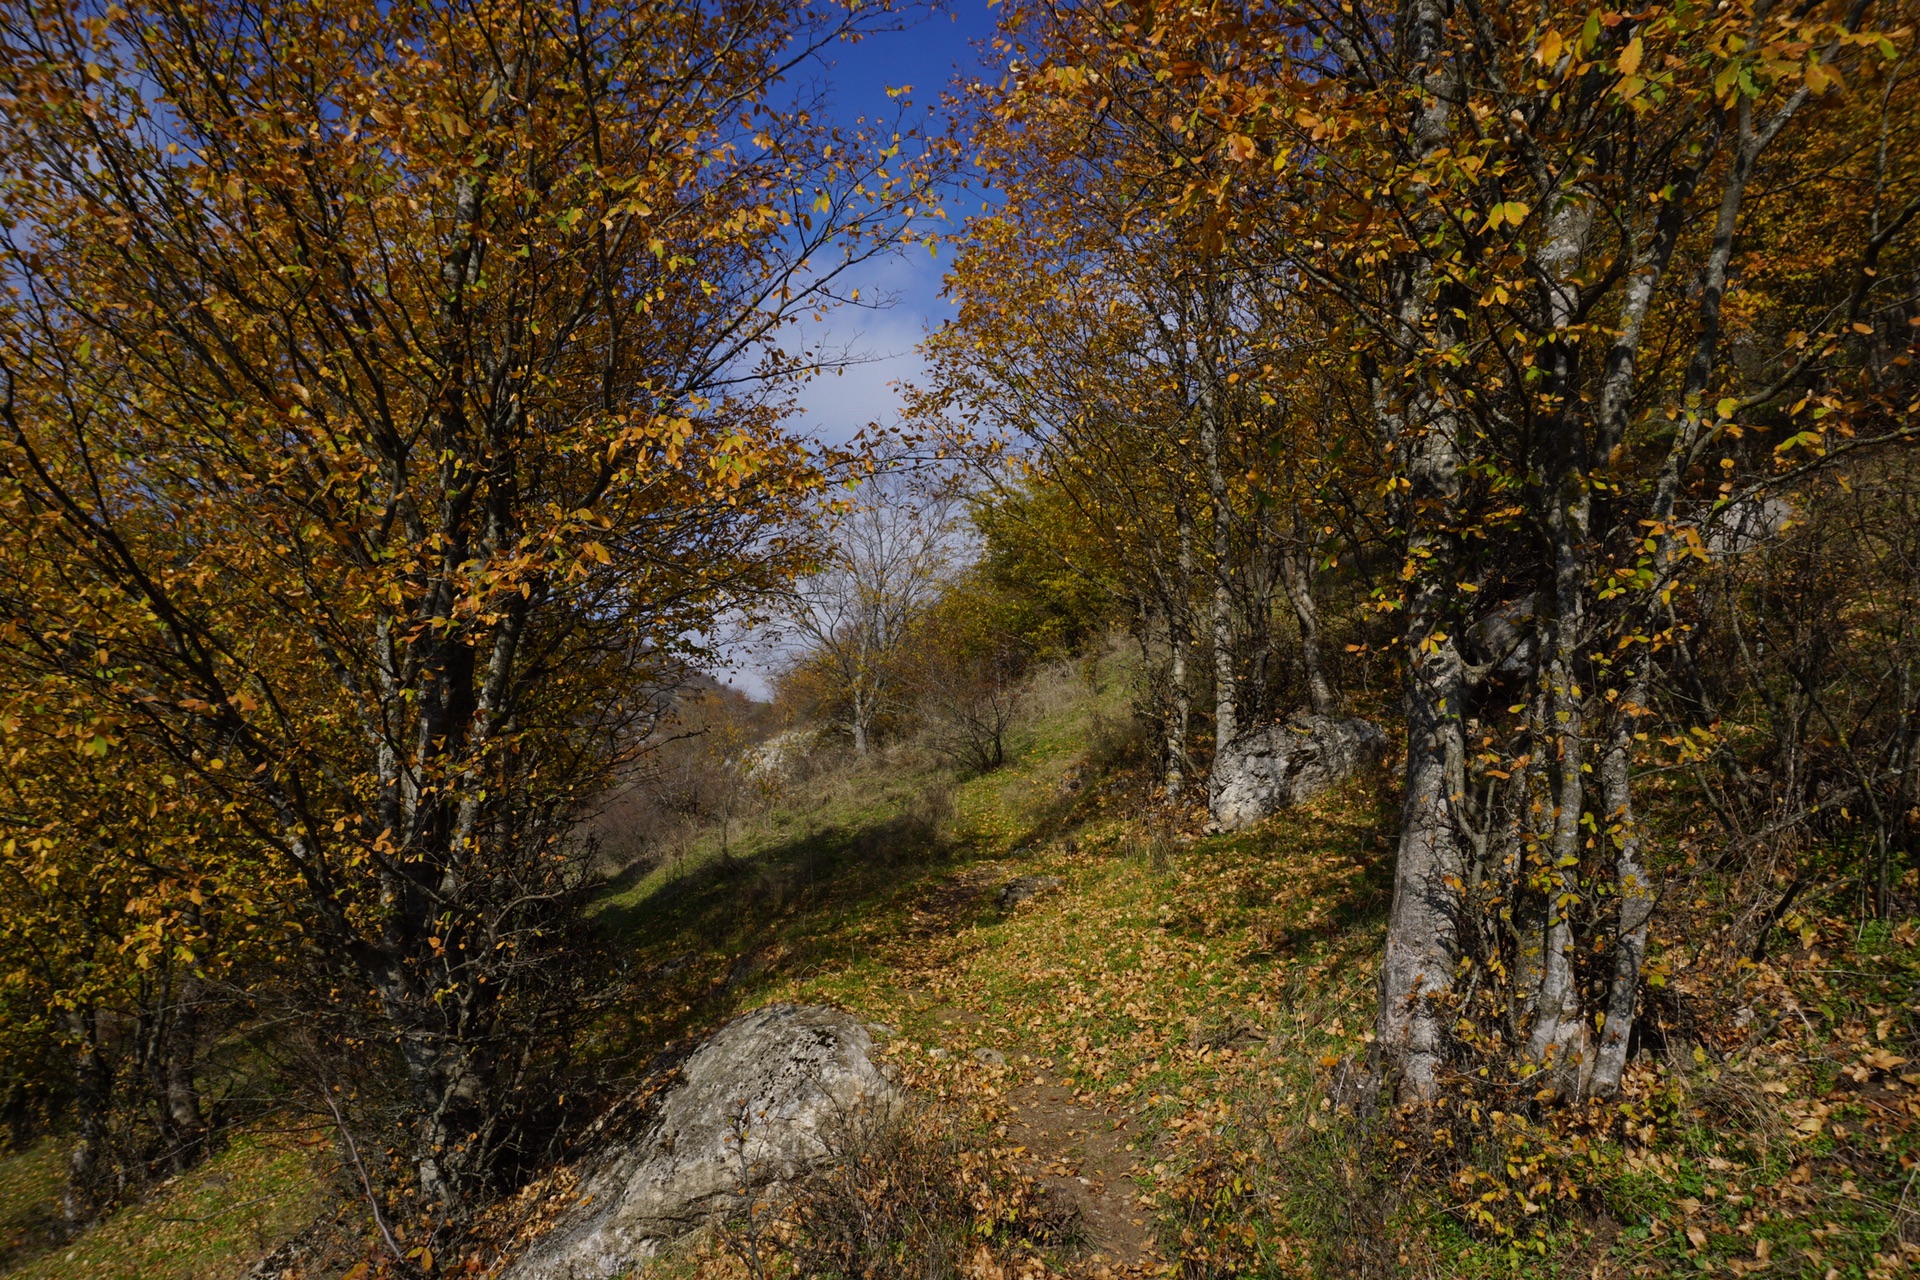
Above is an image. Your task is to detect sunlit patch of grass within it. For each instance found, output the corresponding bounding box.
[593,655,1407,1276]
[1,1129,330,1280]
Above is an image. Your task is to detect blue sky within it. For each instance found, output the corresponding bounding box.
[787,0,1002,449]
[715,1,1003,698]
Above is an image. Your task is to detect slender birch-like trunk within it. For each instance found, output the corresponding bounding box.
[1527,193,1597,1085]
[1279,507,1334,717]
[1166,502,1196,799]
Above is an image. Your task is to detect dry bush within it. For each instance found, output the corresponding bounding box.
[717,1110,1078,1280]
[916,649,1025,775]
[775,1118,974,1280]
[584,683,780,874]
[1019,656,1097,727]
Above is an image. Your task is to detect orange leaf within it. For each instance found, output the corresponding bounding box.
[1806,60,1841,94]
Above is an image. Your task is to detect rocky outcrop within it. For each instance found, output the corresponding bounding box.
[996,875,1061,910]
[503,1004,902,1280]
[740,727,822,792]
[1209,714,1385,832]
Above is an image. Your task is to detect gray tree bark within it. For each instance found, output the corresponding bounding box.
[1371,0,1467,1102]
[1166,503,1196,799]
[1278,511,1334,718]
[1527,191,1597,1086]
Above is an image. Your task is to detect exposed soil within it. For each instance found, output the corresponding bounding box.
[904,866,1003,940]
[1000,1065,1157,1272]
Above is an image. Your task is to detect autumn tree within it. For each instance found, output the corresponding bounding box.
[778,479,960,754]
[0,700,274,1219]
[922,18,1376,807]
[903,564,1030,773]
[0,0,937,1215]
[959,0,1919,1103]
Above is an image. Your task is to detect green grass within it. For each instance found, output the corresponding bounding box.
[0,1130,331,1280]
[0,1140,66,1274]
[586,658,1142,1049]
[15,646,1871,1279]
[597,651,1920,1279]
[596,656,1409,1276]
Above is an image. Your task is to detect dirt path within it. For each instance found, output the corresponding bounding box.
[899,869,1159,1272]
[1000,1065,1157,1273]
[902,865,1002,940]
[888,867,1160,1272]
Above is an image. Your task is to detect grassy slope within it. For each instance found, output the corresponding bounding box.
[0,1130,330,1280]
[599,660,1920,1279]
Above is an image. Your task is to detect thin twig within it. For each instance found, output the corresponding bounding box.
[317,1084,405,1265]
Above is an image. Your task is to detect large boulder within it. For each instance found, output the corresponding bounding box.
[1704,495,1794,557]
[504,1004,902,1279]
[996,875,1062,910]
[1209,714,1385,832]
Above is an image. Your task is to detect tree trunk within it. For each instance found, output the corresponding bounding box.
[851,686,871,756]
[1526,192,1596,1087]
[1371,0,1465,1100]
[404,1039,483,1216]
[63,1007,112,1227]
[1278,513,1334,716]
[1374,299,1470,1100]
[1166,504,1196,799]
[161,973,208,1173]
[1200,366,1238,814]
[1582,93,1800,1095]
[1590,686,1655,1095]
[1377,604,1469,1100]
[1501,706,1548,1042]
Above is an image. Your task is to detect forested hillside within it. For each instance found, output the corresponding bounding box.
[0,0,1917,1276]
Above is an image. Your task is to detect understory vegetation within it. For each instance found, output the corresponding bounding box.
[2,599,1917,1277]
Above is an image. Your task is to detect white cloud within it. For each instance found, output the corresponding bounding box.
[703,248,958,700]
[787,248,951,446]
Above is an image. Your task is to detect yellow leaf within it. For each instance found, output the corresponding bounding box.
[1482,200,1531,231]
[1618,37,1644,77]
[1536,29,1564,66]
